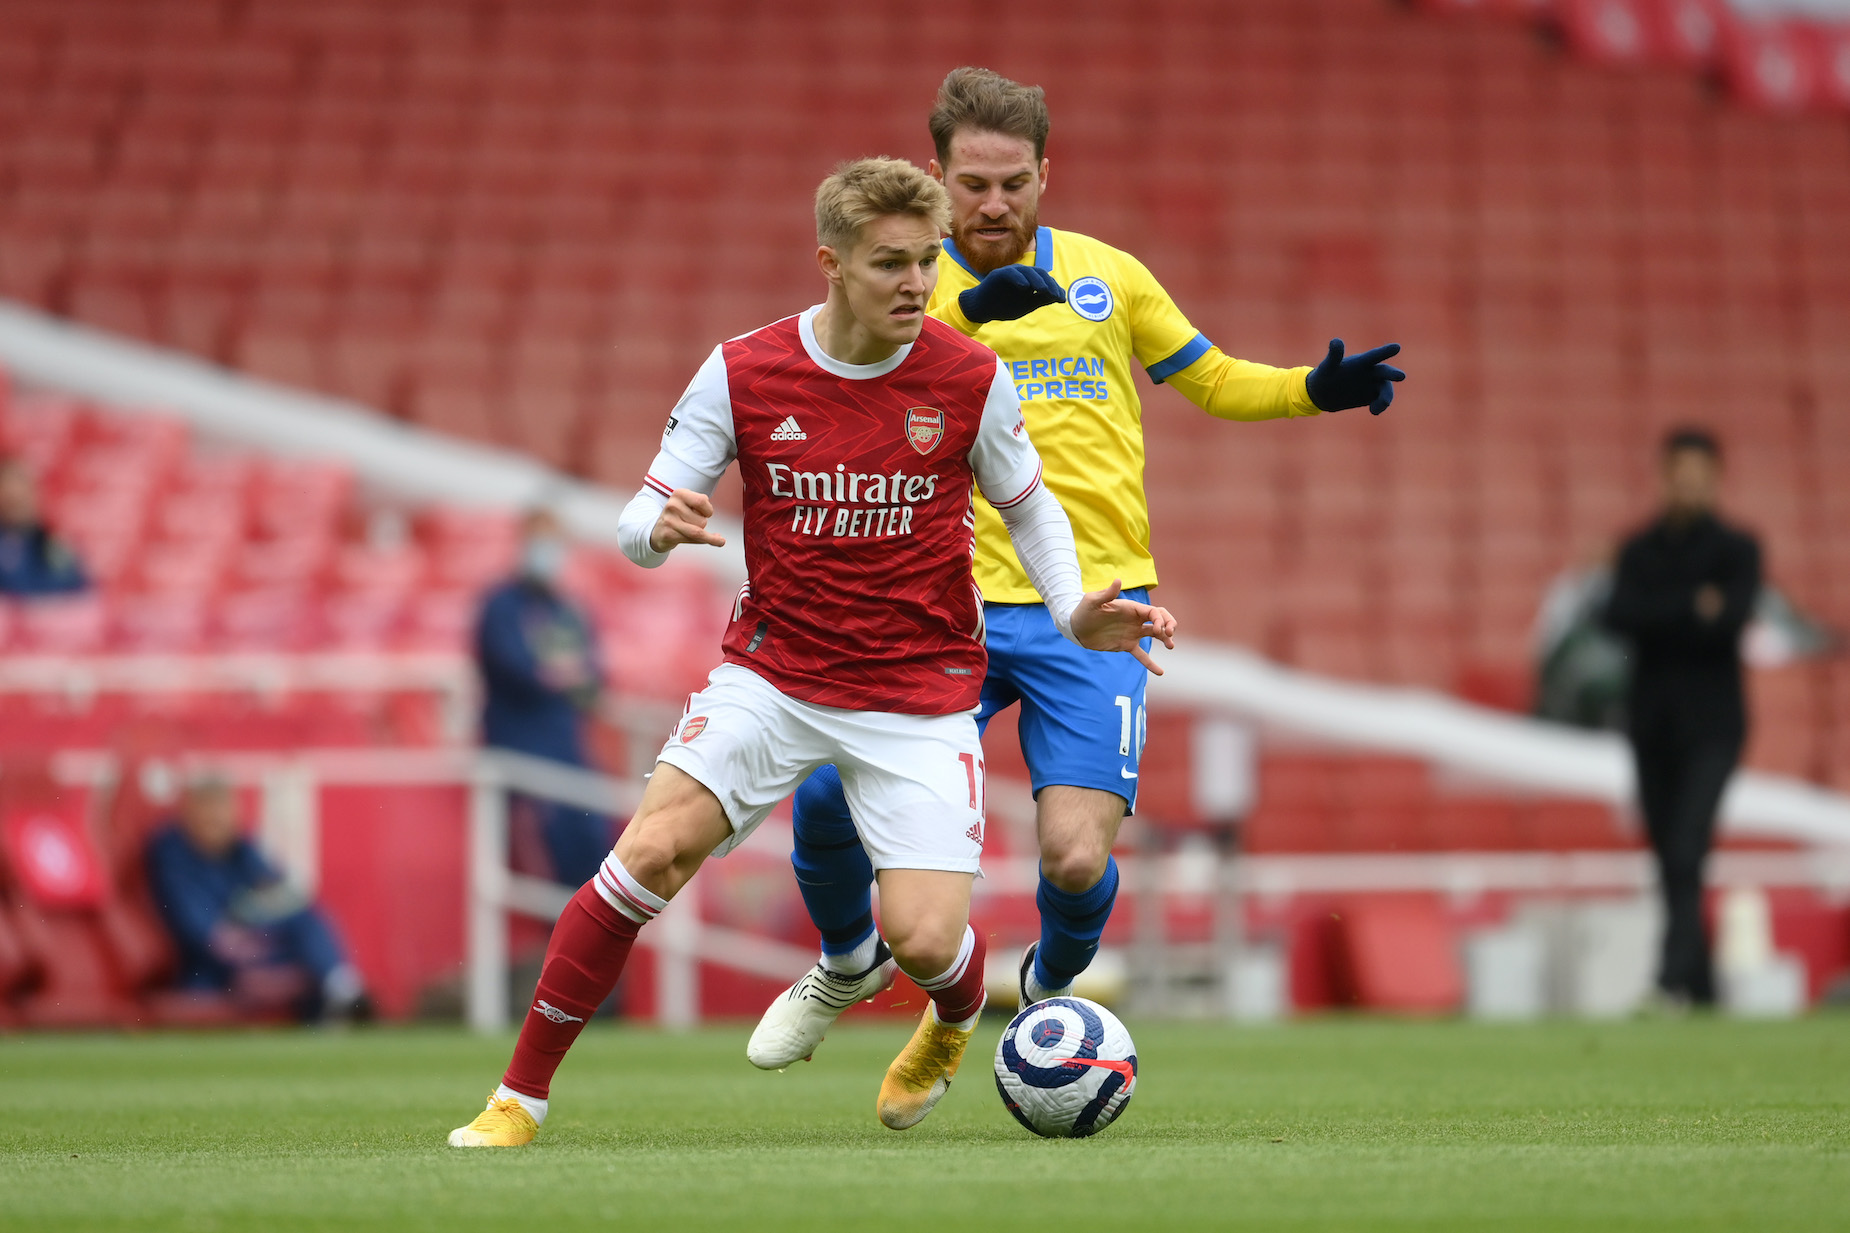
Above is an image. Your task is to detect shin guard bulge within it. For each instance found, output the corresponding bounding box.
[790,765,878,959]
[501,854,664,1100]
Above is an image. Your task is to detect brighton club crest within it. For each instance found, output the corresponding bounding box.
[905,406,945,455]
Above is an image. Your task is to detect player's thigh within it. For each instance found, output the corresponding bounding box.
[651,663,833,858]
[830,708,987,876]
[1036,784,1129,870]
[1009,598,1150,808]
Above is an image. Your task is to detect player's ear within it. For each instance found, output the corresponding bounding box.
[817,244,844,287]
[1038,157,1050,193]
[927,157,945,184]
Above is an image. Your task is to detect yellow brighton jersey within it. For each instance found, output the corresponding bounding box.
[931,226,1322,604]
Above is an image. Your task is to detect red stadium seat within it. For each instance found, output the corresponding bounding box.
[16,595,111,654]
[1426,797,1524,850]
[1333,894,1464,1013]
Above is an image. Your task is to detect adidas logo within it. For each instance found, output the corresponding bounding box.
[770,416,807,441]
[965,821,983,844]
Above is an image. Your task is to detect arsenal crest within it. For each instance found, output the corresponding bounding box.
[680,716,708,743]
[905,406,945,455]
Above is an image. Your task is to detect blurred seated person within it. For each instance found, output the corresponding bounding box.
[474,507,612,887]
[145,775,369,1022]
[0,456,87,596]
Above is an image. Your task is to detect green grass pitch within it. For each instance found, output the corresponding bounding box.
[6,1016,1847,1232]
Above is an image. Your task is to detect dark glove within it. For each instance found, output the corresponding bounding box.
[1304,338,1405,415]
[957,265,1067,324]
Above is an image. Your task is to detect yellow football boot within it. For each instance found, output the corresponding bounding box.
[447,1094,539,1147]
[877,1007,976,1130]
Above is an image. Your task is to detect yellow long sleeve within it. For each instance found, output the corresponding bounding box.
[1165,348,1321,422]
[929,289,982,336]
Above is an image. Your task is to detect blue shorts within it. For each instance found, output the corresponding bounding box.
[976,589,1150,812]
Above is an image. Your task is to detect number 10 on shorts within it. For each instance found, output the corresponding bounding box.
[1115,695,1147,759]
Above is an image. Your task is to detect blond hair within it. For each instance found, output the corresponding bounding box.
[928,67,1050,165]
[814,157,950,252]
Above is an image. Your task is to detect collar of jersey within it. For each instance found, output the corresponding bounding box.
[942,226,1054,280]
[797,306,913,379]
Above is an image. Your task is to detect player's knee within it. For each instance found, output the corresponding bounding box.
[1040,842,1111,895]
[611,814,692,893]
[792,769,855,844]
[883,916,965,979]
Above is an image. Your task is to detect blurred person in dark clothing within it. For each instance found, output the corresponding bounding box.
[474,508,612,887]
[145,775,369,1021]
[0,457,87,596]
[1602,427,1761,1009]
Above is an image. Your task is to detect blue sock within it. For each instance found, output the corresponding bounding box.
[790,765,876,959]
[1034,856,1120,990]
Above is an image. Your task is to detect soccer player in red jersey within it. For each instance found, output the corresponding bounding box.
[449,157,1175,1146]
[754,70,1406,1071]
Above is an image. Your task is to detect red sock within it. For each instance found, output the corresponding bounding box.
[501,879,643,1100]
[916,926,987,1025]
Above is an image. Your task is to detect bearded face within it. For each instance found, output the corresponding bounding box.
[950,194,1039,276]
[935,130,1046,277]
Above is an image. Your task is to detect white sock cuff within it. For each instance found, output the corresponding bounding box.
[495,1083,548,1126]
[594,853,667,924]
[913,925,975,993]
[820,933,881,975]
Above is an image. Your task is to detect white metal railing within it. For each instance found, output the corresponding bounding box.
[1149,644,1850,845]
[43,743,1850,1027]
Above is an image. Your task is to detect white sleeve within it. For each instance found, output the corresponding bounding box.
[969,358,1042,509]
[996,483,1084,643]
[971,359,1085,641]
[616,346,735,570]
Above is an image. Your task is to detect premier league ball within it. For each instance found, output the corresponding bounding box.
[993,996,1138,1138]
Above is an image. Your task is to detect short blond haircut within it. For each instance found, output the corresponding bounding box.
[814,157,950,252]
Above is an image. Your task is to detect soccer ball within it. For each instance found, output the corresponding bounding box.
[993,996,1138,1138]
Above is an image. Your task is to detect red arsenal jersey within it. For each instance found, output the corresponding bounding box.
[641,307,1044,714]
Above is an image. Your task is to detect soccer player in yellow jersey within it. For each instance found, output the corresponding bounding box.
[748,69,1405,1071]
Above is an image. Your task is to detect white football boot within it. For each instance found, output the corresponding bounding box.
[748,942,897,1069]
[1017,941,1074,1010]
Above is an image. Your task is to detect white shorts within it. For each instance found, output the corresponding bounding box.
[655,663,986,873]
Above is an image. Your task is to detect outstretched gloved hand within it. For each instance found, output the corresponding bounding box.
[1305,339,1405,415]
[958,265,1067,324]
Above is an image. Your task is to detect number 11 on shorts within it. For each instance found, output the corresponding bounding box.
[958,750,986,811]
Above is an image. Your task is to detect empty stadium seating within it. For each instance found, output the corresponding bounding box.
[0,382,727,715]
[2,0,1842,788]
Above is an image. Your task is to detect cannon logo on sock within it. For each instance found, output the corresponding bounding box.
[534,1000,584,1024]
[680,716,708,743]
